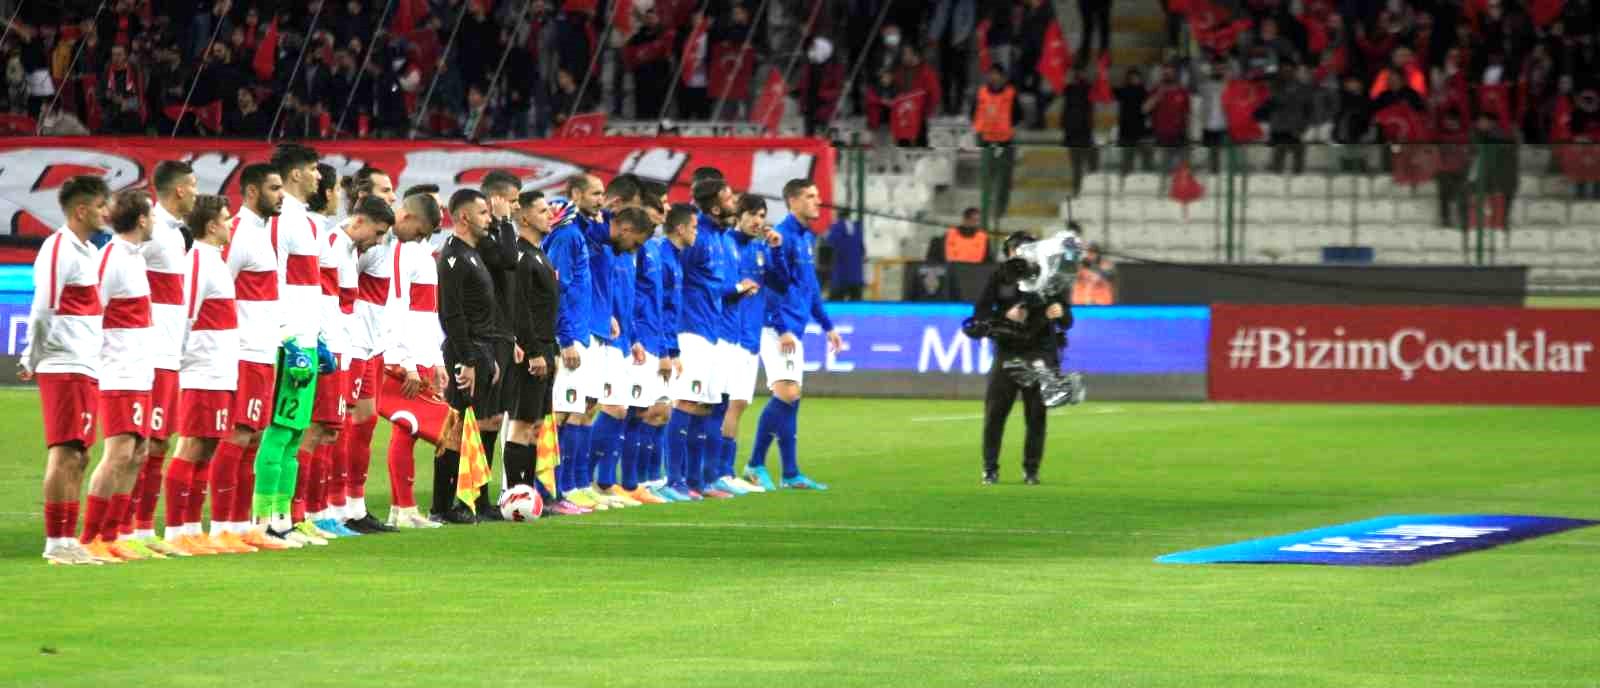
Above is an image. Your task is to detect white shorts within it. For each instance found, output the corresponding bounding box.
[715,339,744,397]
[628,353,668,408]
[596,343,634,407]
[669,333,721,404]
[552,337,593,414]
[725,347,760,403]
[760,327,805,389]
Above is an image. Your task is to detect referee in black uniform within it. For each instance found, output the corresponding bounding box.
[433,188,512,524]
[503,189,560,507]
[973,232,1073,486]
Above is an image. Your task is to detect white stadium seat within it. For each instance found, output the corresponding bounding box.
[1536,175,1572,197]
[1510,228,1552,251]
[1550,228,1596,252]
[1078,173,1111,197]
[1570,202,1600,225]
[1369,224,1425,252]
[1356,199,1396,224]
[1286,174,1327,198]
[1116,224,1162,251]
[1419,226,1468,251]
[1107,198,1145,223]
[1521,200,1568,226]
[1247,174,1290,197]
[1144,199,1186,223]
[1393,199,1435,224]
[1328,175,1360,197]
[1249,226,1296,257]
[1151,222,1210,250]
[1291,225,1342,251]
[1122,173,1161,195]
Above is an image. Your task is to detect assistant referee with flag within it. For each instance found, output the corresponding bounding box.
[433,189,511,525]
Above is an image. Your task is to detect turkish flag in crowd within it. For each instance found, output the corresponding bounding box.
[557,112,608,138]
[252,20,279,82]
[890,90,926,142]
[1038,19,1072,93]
[753,71,786,133]
[1090,53,1113,104]
[679,15,709,86]
[1197,18,1253,54]
[1169,160,1205,218]
[1477,83,1515,133]
[708,42,756,102]
[1530,0,1566,26]
[1373,101,1433,142]
[1221,78,1267,142]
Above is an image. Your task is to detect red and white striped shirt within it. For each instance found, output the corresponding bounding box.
[350,237,391,359]
[276,194,323,345]
[146,202,189,371]
[21,227,103,377]
[226,205,280,365]
[96,236,155,392]
[181,242,238,391]
[384,238,444,371]
[317,216,358,356]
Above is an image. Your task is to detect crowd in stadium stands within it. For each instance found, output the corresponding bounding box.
[4,0,1599,175]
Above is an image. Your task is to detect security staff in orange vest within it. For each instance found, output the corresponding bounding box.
[926,207,993,263]
[973,65,1020,220]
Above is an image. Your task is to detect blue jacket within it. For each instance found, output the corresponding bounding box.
[656,237,683,357]
[631,238,667,358]
[731,232,789,353]
[579,212,613,343]
[766,214,834,336]
[677,212,728,343]
[609,247,637,352]
[826,219,866,288]
[542,223,592,348]
[713,224,745,344]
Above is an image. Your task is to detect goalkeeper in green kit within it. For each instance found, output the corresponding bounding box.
[252,144,339,548]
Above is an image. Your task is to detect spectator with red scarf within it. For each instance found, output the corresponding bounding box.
[101,44,145,134]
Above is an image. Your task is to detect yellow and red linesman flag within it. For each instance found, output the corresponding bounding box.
[456,408,491,513]
[535,414,561,497]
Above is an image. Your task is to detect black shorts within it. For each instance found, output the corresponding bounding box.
[505,352,554,422]
[443,340,512,417]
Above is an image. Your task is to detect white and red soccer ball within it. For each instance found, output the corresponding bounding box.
[497,485,543,522]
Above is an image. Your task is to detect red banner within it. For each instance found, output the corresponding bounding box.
[556,112,608,138]
[1209,305,1600,405]
[0,136,837,243]
[890,90,927,142]
[708,42,756,102]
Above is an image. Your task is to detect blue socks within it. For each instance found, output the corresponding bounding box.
[703,400,729,484]
[686,413,711,490]
[642,422,663,482]
[591,413,623,489]
[620,413,642,490]
[569,423,592,491]
[666,409,692,487]
[755,397,800,479]
[749,397,781,468]
[721,437,738,481]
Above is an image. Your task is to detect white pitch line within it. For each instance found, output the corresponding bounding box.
[909,404,1218,423]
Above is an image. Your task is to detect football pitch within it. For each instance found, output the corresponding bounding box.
[0,388,1596,687]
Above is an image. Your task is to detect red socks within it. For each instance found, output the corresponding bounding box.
[388,429,418,508]
[106,493,132,539]
[309,443,333,514]
[44,501,76,539]
[80,495,109,544]
[134,453,164,531]
[345,416,377,500]
[163,459,195,529]
[186,462,211,525]
[233,437,258,524]
[209,441,243,521]
[291,449,314,524]
[328,424,349,509]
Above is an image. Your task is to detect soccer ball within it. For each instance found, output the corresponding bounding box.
[497,485,543,522]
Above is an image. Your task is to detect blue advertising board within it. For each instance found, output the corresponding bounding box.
[784,303,1209,377]
[1157,514,1597,566]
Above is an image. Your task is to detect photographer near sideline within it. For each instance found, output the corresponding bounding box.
[967,231,1085,486]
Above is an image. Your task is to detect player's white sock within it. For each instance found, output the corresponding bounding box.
[351,496,367,519]
[132,528,155,540]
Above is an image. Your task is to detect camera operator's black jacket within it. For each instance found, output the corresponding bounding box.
[972,265,1073,359]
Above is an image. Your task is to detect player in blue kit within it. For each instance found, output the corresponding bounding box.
[542,186,597,511]
[640,203,694,499]
[745,179,844,491]
[712,193,790,495]
[619,192,682,501]
[664,178,752,500]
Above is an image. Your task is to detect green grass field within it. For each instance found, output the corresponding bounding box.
[0,388,1596,687]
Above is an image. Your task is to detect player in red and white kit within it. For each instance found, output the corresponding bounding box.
[162,195,250,556]
[300,178,394,539]
[292,165,349,541]
[114,161,195,557]
[23,176,110,566]
[219,163,287,551]
[381,188,448,528]
[81,190,161,563]
[339,167,401,534]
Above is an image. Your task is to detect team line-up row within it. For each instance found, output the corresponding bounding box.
[21,145,843,566]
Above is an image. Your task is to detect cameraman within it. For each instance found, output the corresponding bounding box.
[972,232,1072,486]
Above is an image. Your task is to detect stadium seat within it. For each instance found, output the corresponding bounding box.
[1537,175,1573,198]
[1393,199,1435,224]
[1374,249,1425,264]
[1286,174,1327,197]
[1419,226,1469,251]
[1116,223,1162,251]
[1550,228,1595,252]
[1293,225,1343,251]
[1511,228,1552,251]
[1328,174,1360,197]
[1245,198,1295,224]
[1182,198,1217,222]
[1521,200,1568,226]
[911,156,954,186]
[1144,198,1185,223]
[1151,222,1210,250]
[1356,199,1396,224]
[1078,173,1111,197]
[1247,174,1289,197]
[1570,202,1600,224]
[1364,175,1405,199]
[1122,173,1161,195]
[1369,224,1425,252]
[1107,198,1145,223]
[1249,226,1297,257]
